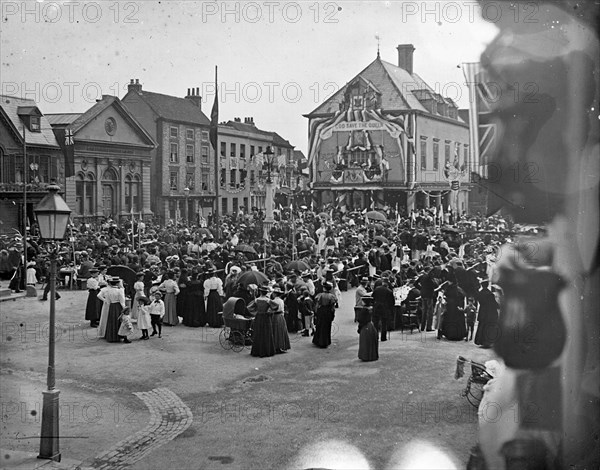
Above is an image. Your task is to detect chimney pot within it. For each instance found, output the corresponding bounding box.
[135,79,139,84]
[187,88,191,96]
[396,44,415,75]
[130,79,134,84]
[196,87,200,95]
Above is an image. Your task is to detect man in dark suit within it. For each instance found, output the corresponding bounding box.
[372,279,395,341]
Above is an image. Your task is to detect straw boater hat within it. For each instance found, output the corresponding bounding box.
[258,285,270,294]
[108,276,121,285]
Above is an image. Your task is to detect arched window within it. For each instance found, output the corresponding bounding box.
[75,172,96,216]
[125,173,141,213]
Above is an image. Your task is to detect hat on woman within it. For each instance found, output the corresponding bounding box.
[137,296,150,305]
[229,266,241,275]
[272,287,284,296]
[258,285,270,294]
[108,276,121,285]
[322,282,332,291]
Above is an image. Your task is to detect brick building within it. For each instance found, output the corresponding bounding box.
[122,80,215,223]
[305,44,471,215]
[0,95,63,234]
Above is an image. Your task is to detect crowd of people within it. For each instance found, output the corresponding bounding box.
[1,205,531,360]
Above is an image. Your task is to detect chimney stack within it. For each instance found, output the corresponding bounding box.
[128,78,142,93]
[396,44,415,74]
[185,86,202,109]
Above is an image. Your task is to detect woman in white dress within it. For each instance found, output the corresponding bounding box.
[97,277,126,342]
[130,272,145,321]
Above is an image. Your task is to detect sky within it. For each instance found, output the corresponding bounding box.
[1,1,499,153]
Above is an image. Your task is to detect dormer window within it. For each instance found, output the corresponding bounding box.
[30,116,41,132]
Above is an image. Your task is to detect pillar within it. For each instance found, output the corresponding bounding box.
[406,191,416,212]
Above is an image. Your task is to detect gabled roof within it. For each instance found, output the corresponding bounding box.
[129,90,210,126]
[59,95,156,147]
[0,95,60,148]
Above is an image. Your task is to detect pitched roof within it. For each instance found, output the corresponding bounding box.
[131,90,210,126]
[306,56,454,116]
[219,120,294,148]
[45,113,81,126]
[0,95,60,148]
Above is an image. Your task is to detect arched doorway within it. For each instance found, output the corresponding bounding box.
[102,167,119,217]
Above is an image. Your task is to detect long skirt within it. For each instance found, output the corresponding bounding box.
[272,313,291,352]
[313,310,333,348]
[358,322,379,361]
[251,313,276,358]
[162,292,179,326]
[85,289,100,323]
[206,290,223,328]
[441,308,467,341]
[105,303,122,343]
[182,294,205,327]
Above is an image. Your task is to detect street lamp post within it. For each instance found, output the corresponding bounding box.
[34,183,72,462]
[183,186,190,225]
[262,146,276,242]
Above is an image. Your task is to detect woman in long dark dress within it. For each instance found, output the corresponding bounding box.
[313,282,337,348]
[182,271,205,327]
[440,280,468,341]
[176,269,189,322]
[474,281,500,347]
[84,268,100,327]
[203,269,224,327]
[248,287,276,357]
[357,301,378,361]
[285,284,300,333]
[270,288,291,353]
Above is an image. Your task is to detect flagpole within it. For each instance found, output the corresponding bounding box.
[211,65,220,239]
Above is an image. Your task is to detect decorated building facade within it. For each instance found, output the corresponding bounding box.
[305,44,471,215]
[218,118,305,215]
[0,95,64,234]
[47,95,156,223]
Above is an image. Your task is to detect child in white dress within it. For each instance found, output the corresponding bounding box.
[136,296,152,340]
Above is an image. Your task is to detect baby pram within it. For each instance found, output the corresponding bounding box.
[454,356,493,407]
[219,297,253,352]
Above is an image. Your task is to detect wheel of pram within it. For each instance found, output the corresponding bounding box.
[219,328,233,350]
[230,330,245,352]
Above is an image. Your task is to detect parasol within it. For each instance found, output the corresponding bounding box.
[235,244,257,255]
[374,235,389,244]
[237,270,269,287]
[366,210,387,222]
[369,223,384,231]
[285,260,310,272]
[198,227,214,237]
[318,212,331,219]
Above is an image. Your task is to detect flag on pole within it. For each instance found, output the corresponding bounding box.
[63,128,75,177]
[209,71,219,152]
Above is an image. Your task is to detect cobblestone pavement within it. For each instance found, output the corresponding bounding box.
[89,388,192,469]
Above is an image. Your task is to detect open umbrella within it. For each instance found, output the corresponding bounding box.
[369,223,384,231]
[198,227,214,237]
[374,235,389,244]
[318,212,331,219]
[366,210,387,222]
[235,244,257,255]
[237,270,269,287]
[285,260,310,272]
